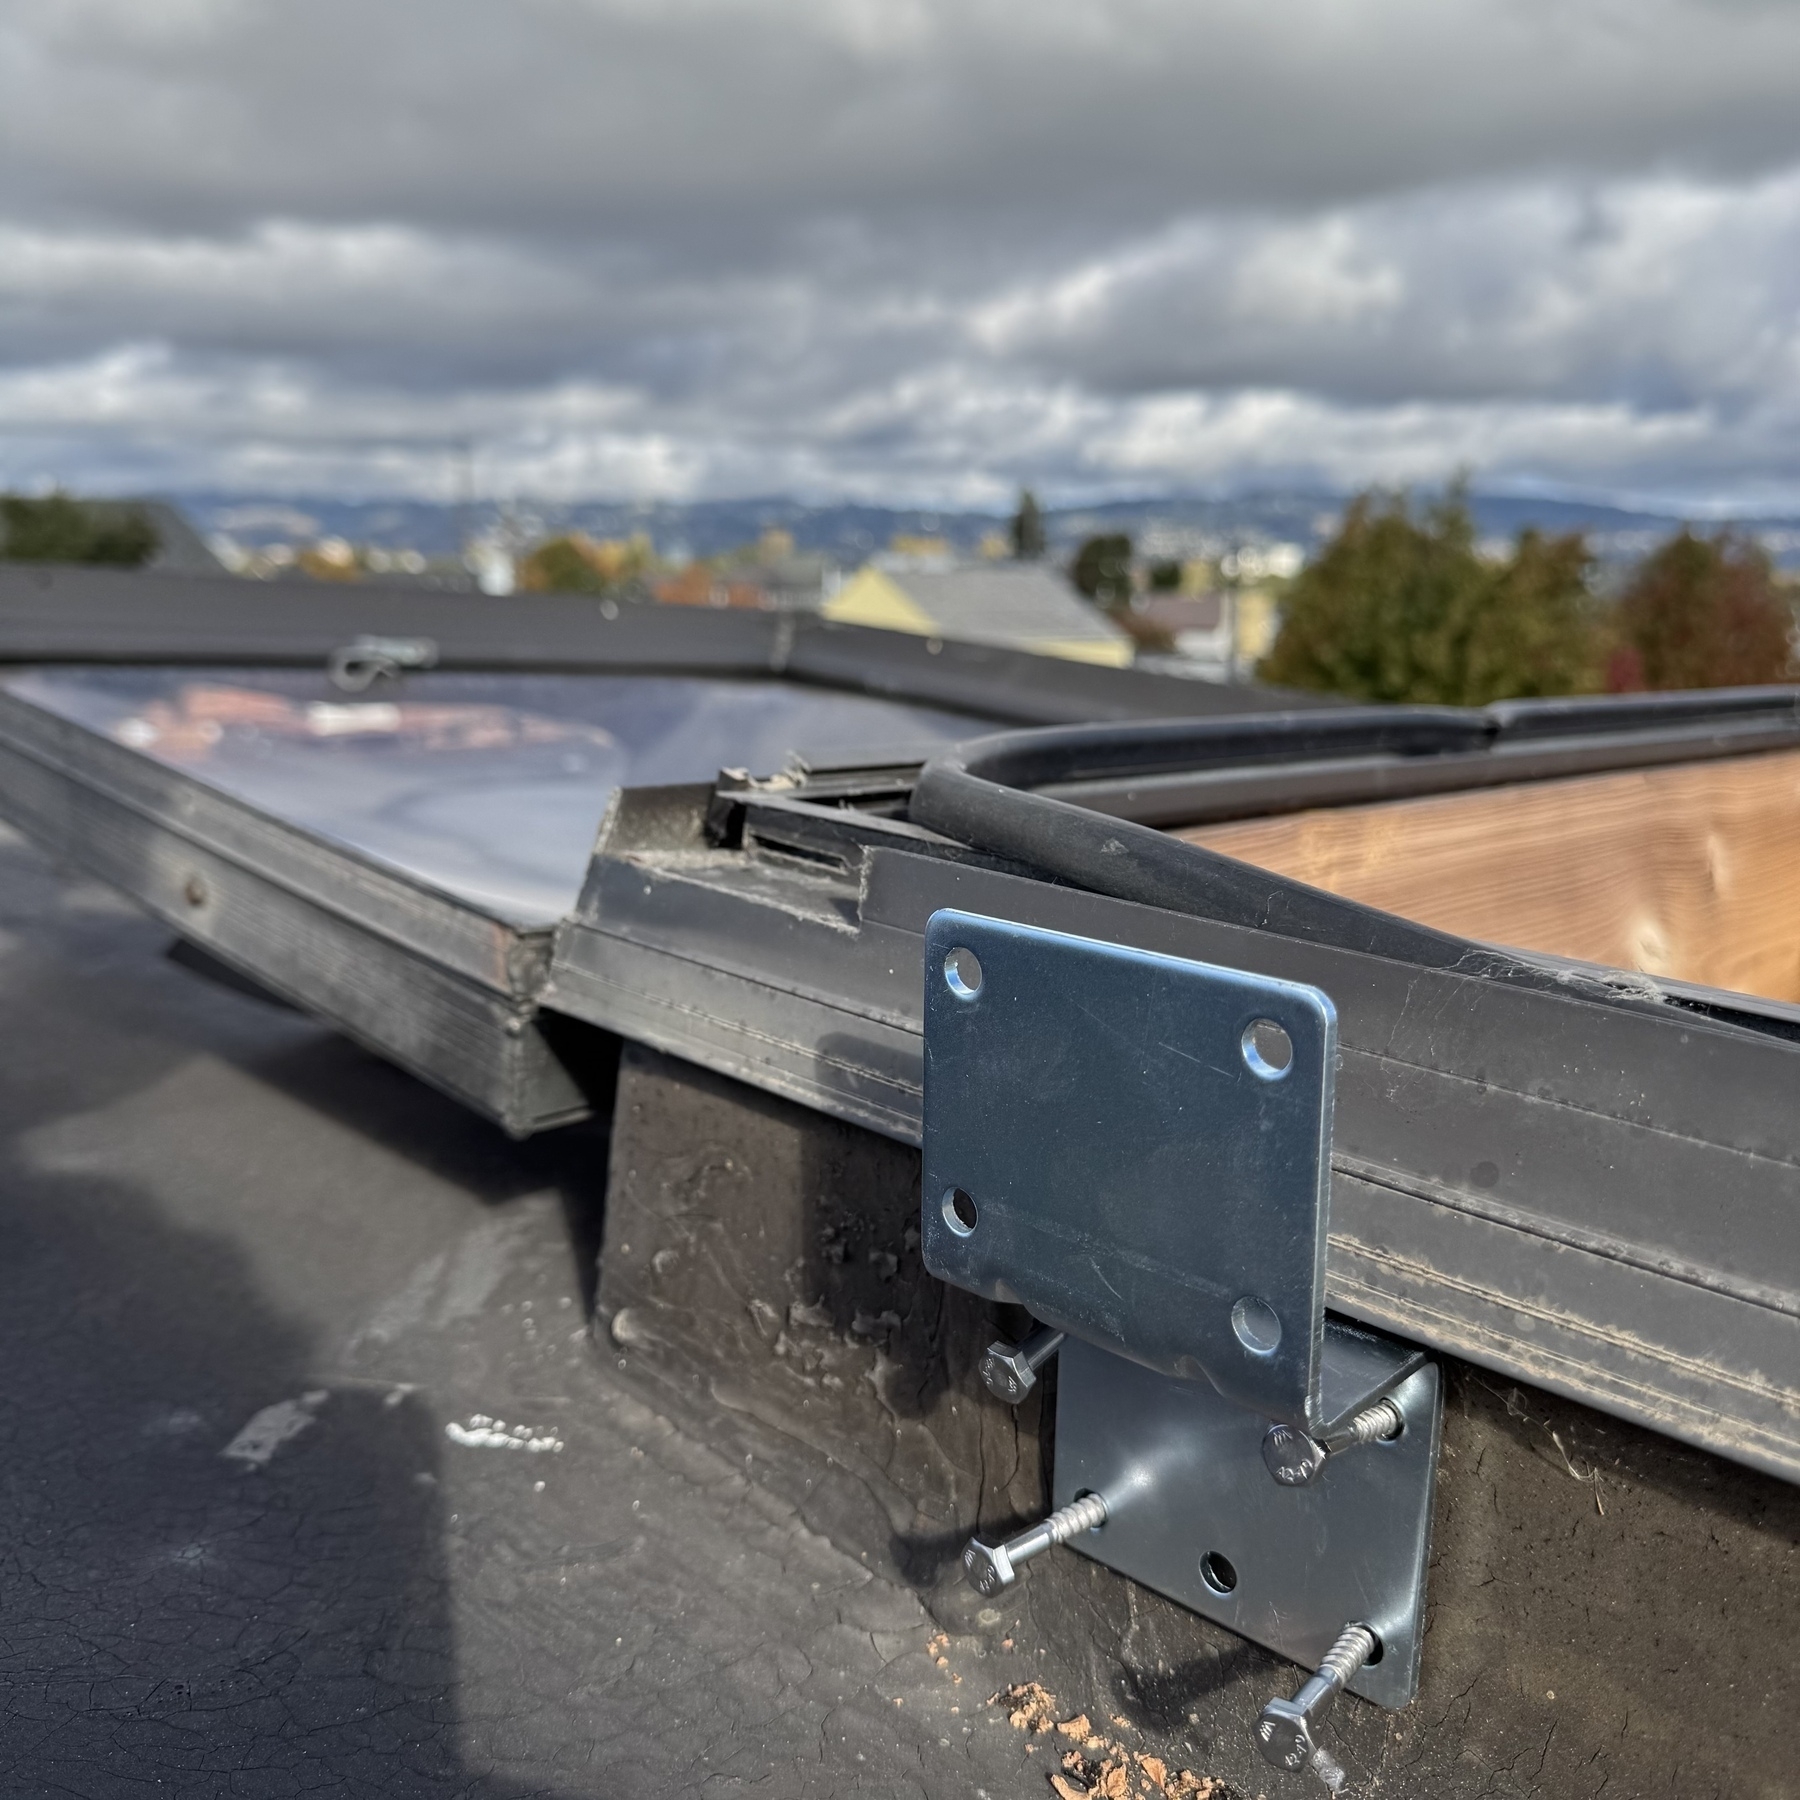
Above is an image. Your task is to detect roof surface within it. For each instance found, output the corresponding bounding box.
[825,561,1134,665]
[0,818,1053,1797]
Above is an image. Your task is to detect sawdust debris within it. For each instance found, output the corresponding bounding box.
[992,1684,1222,1797]
[1003,1682,1059,1733]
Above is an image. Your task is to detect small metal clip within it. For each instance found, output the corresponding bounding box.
[328,635,439,693]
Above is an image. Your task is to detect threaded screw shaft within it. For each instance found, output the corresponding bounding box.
[1036,1492,1108,1545]
[1337,1397,1404,1449]
[1314,1623,1378,1689]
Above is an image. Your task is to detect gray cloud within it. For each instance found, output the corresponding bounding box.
[2,0,1799,507]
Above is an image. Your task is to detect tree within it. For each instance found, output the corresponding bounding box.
[1258,490,1596,705]
[1071,533,1133,608]
[1011,489,1045,561]
[1466,527,1597,702]
[1608,529,1793,690]
[0,493,158,566]
[519,535,610,594]
[517,531,653,595]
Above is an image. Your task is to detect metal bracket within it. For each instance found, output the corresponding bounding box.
[922,910,1443,1709]
[924,907,1400,1432]
[1053,1339,1439,1707]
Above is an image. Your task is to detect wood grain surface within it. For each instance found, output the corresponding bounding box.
[1179,748,1800,1001]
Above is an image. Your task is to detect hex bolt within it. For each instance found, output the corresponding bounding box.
[1261,1424,1329,1486]
[1262,1395,1404,1487]
[978,1326,1066,1403]
[1254,1622,1378,1790]
[961,1491,1108,1596]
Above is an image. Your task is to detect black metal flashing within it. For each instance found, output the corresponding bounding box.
[0,564,1318,1129]
[548,694,1800,1483]
[0,685,603,1132]
[4,566,1794,1488]
[0,563,1318,728]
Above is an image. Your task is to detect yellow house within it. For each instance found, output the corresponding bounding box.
[823,562,1133,667]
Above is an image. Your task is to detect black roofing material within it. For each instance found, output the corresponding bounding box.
[0,684,606,1132]
[551,693,1800,1482]
[6,560,1796,1482]
[0,562,1314,727]
[601,1040,1800,1799]
[0,563,1309,1131]
[0,831,1069,1799]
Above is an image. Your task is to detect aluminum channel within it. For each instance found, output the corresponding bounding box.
[0,666,990,1131]
[0,566,1309,1130]
[549,767,1800,1483]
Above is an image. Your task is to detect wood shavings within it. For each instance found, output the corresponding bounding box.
[991,1684,1223,1797]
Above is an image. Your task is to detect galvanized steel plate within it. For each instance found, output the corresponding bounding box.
[921,908,1337,1429]
[1054,1338,1441,1708]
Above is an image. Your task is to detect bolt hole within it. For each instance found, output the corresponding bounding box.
[1241,1018,1293,1080]
[942,1187,978,1237]
[943,946,983,999]
[1363,1631,1385,1666]
[1073,1488,1105,1534]
[1199,1551,1238,1595]
[1231,1295,1282,1356]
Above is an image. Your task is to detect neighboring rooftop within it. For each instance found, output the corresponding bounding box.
[129,501,231,576]
[0,496,228,578]
[823,560,1134,666]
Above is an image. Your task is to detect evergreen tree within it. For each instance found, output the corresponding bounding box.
[1609,529,1793,690]
[1259,490,1596,704]
[519,535,609,594]
[1011,490,1045,561]
[0,494,158,567]
[1071,533,1133,608]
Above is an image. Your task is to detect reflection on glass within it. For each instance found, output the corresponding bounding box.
[8,668,989,925]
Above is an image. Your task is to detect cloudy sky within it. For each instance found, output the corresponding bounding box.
[4,0,1800,509]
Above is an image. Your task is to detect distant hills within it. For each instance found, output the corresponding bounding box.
[177,488,1800,570]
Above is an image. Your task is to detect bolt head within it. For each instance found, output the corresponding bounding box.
[961,1538,1016,1597]
[1262,1423,1328,1487]
[1255,1697,1318,1771]
[979,1345,1036,1403]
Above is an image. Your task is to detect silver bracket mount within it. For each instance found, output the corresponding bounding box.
[921,909,1442,1707]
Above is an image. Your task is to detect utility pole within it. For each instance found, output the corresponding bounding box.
[452,437,476,575]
